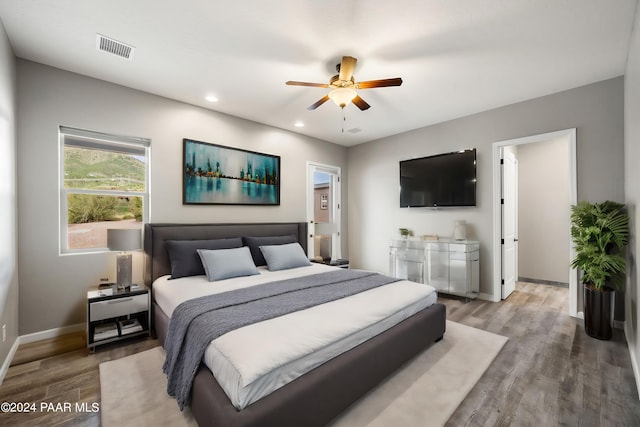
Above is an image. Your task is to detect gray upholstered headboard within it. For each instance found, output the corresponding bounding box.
[144,222,308,286]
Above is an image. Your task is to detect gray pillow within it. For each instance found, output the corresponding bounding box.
[197,246,260,281]
[243,235,298,266]
[260,242,312,271]
[166,238,243,279]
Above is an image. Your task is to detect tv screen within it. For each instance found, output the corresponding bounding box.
[400,149,476,208]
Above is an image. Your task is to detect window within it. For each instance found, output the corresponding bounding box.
[320,193,328,210]
[59,127,150,253]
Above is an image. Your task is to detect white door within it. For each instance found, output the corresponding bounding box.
[306,163,341,262]
[502,150,518,299]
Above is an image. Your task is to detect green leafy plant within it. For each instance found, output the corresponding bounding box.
[570,201,629,290]
[399,228,412,237]
[68,194,118,224]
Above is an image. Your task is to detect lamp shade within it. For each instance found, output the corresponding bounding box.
[314,221,337,236]
[328,88,357,108]
[107,229,142,251]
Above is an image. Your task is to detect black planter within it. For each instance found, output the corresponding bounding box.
[584,284,614,340]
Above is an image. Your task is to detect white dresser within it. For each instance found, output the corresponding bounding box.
[389,238,480,299]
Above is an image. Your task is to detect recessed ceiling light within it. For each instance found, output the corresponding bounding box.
[205,95,218,102]
[294,122,304,128]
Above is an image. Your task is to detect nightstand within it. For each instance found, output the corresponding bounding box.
[87,284,151,351]
[312,258,350,268]
[329,259,349,268]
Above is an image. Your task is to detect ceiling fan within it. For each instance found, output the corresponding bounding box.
[286,56,403,111]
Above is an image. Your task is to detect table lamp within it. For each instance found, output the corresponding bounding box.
[314,222,337,262]
[107,228,142,291]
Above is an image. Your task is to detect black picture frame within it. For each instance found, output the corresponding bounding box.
[182,138,280,205]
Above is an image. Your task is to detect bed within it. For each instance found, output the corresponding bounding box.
[144,222,446,427]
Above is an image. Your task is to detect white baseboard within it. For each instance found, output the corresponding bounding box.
[624,321,640,400]
[0,337,20,385]
[0,323,86,385]
[19,323,85,345]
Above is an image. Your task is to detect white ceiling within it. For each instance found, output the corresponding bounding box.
[0,0,636,146]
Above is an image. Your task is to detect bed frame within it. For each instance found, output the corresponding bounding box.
[144,222,446,427]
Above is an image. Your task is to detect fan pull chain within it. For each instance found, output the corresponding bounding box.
[341,108,346,133]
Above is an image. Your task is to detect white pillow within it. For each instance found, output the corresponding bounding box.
[197,246,260,281]
[259,242,312,271]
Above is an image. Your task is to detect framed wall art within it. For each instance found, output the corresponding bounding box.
[183,138,280,205]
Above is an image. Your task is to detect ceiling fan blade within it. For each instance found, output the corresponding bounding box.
[286,81,329,88]
[307,95,330,110]
[356,77,403,89]
[339,56,357,82]
[352,95,371,111]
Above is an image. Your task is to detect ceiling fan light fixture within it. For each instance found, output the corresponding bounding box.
[329,87,357,108]
[287,56,401,112]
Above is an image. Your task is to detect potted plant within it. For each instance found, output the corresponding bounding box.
[399,228,412,238]
[570,200,629,340]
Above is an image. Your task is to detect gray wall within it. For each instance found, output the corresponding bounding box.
[16,60,348,335]
[624,5,640,396]
[348,77,624,300]
[0,19,18,372]
[517,137,571,284]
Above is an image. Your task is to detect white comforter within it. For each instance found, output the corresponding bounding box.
[154,264,437,409]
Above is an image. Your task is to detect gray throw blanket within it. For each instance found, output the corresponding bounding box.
[163,269,399,410]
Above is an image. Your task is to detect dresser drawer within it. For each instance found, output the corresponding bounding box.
[89,294,148,322]
[449,242,480,253]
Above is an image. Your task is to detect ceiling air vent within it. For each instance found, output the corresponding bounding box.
[347,128,362,133]
[96,34,135,60]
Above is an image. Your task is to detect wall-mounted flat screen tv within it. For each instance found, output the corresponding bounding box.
[400,149,476,208]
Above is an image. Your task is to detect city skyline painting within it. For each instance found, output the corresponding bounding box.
[183,138,280,205]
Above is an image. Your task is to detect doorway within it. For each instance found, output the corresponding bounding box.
[492,129,579,317]
[306,162,341,262]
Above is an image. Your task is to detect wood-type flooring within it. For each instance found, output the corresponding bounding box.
[444,282,640,426]
[0,281,638,426]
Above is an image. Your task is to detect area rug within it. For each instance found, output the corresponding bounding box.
[100,320,507,427]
